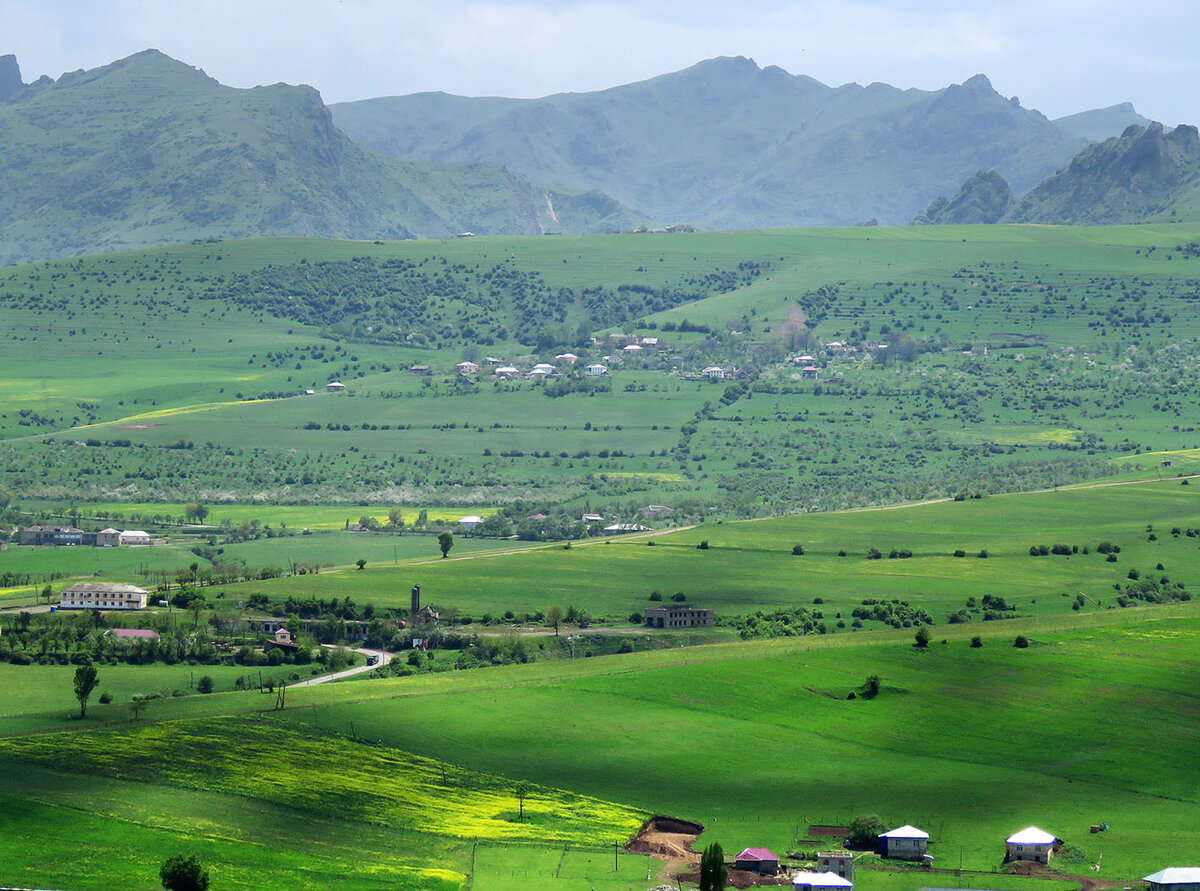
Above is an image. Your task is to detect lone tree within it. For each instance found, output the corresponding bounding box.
[861,674,881,699]
[914,626,930,648]
[847,814,887,847]
[161,853,210,891]
[547,605,564,636]
[73,663,99,719]
[699,842,726,891]
[196,676,214,694]
[438,531,454,558]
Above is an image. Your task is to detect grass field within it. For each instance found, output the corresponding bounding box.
[210,477,1200,630]
[2,224,1200,517]
[1,605,1196,890]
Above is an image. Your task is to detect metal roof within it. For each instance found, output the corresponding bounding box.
[881,825,929,839]
[1145,869,1200,885]
[793,872,853,888]
[1006,827,1056,845]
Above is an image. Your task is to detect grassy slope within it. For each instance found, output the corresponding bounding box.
[206,477,1200,625]
[1,607,1195,889]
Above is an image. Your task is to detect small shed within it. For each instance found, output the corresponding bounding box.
[794,872,854,891]
[1145,868,1200,891]
[735,848,779,875]
[879,825,929,861]
[1005,827,1057,863]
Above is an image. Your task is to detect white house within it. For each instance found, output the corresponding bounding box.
[584,364,608,376]
[527,368,549,378]
[581,513,605,523]
[1145,868,1200,891]
[495,366,520,377]
[59,583,148,611]
[1005,827,1057,863]
[878,825,929,860]
[793,872,853,891]
[554,353,579,364]
[456,361,480,374]
[458,515,483,528]
[702,366,725,381]
[640,337,659,347]
[119,530,151,546]
[325,381,346,392]
[622,343,643,353]
[603,523,651,535]
[532,363,555,374]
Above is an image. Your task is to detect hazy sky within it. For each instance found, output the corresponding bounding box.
[3,0,1197,124]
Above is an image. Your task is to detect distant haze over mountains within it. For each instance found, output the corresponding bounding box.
[332,56,1151,229]
[0,50,644,265]
[0,49,1190,265]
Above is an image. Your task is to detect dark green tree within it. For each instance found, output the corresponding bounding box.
[847,814,887,847]
[438,531,454,558]
[861,674,881,698]
[699,842,726,891]
[914,626,930,648]
[160,853,210,891]
[73,663,99,719]
[196,675,214,694]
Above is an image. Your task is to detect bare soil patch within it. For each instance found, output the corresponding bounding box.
[807,825,849,837]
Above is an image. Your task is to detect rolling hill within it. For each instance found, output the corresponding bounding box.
[332,57,1124,229]
[0,51,646,265]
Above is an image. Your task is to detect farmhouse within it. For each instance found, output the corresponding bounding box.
[458,515,483,528]
[584,364,608,376]
[879,825,929,860]
[19,524,83,546]
[94,528,122,547]
[455,361,480,374]
[1144,868,1200,891]
[603,523,651,535]
[816,852,854,879]
[264,627,300,652]
[325,380,346,392]
[702,366,725,381]
[793,872,853,891]
[495,365,520,377]
[531,363,556,374]
[120,530,151,545]
[734,848,779,875]
[59,583,148,610]
[644,606,714,628]
[581,513,605,523]
[1005,827,1057,863]
[555,353,578,364]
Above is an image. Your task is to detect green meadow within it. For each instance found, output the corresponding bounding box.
[217,477,1200,629]
[0,605,1196,889]
[2,224,1200,516]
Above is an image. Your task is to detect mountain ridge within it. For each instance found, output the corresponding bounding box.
[332,57,1126,228]
[0,50,647,265]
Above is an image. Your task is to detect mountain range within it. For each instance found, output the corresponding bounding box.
[0,49,1192,265]
[0,51,643,265]
[332,57,1149,229]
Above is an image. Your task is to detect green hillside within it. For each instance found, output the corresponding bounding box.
[333,59,1096,228]
[913,170,1014,223]
[2,223,1200,517]
[1,606,1196,889]
[0,51,645,265]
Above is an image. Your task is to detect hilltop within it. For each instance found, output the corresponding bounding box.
[332,58,1123,229]
[0,51,645,265]
[1010,122,1200,223]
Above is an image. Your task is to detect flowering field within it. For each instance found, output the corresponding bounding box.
[0,715,646,845]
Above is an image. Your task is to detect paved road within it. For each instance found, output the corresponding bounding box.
[289,646,392,687]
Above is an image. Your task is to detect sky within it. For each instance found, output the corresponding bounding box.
[2,0,1198,125]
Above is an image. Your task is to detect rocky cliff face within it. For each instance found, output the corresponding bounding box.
[1010,123,1200,224]
[914,170,1014,224]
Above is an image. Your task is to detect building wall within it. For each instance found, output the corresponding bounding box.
[883,838,926,860]
[644,607,714,628]
[1006,843,1051,863]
